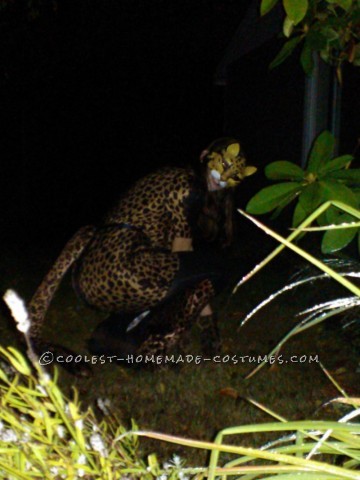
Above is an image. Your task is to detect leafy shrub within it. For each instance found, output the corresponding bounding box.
[260,0,360,79]
[246,131,360,254]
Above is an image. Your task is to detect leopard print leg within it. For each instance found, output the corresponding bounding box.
[29,225,96,341]
[28,225,96,376]
[137,278,215,357]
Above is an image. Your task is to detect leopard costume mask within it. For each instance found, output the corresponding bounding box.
[202,140,257,189]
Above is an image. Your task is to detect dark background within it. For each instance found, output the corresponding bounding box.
[1,0,359,251]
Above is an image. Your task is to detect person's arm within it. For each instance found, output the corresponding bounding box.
[171,237,193,252]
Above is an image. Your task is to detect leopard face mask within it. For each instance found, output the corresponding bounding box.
[204,142,257,190]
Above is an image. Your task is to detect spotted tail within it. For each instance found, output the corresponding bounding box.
[29,225,96,344]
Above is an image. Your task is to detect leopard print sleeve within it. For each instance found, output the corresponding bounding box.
[167,171,193,241]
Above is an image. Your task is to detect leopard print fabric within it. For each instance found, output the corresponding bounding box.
[73,167,197,312]
[29,167,215,360]
[106,167,194,248]
[29,225,96,340]
[137,279,215,357]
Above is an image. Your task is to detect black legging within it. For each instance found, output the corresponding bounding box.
[169,249,230,297]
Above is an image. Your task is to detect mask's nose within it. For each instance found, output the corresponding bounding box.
[220,166,235,182]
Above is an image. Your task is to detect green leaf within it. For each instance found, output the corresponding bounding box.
[270,36,303,69]
[246,182,302,214]
[322,228,357,253]
[325,204,342,224]
[321,213,359,253]
[307,130,335,172]
[260,0,279,16]
[326,0,352,11]
[327,168,360,184]
[265,161,305,180]
[354,185,360,196]
[318,154,353,175]
[320,179,359,207]
[298,183,323,213]
[353,44,360,66]
[283,16,295,37]
[292,201,308,227]
[284,0,308,25]
[270,188,301,218]
[300,41,314,75]
[317,210,329,226]
[2,348,31,376]
[321,26,339,42]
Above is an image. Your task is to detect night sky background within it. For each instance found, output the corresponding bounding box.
[1,0,359,253]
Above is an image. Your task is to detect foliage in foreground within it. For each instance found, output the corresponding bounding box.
[246,131,360,254]
[0,345,152,479]
[237,200,360,378]
[1,287,360,479]
[0,345,360,480]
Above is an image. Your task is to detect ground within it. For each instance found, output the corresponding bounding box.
[0,229,359,466]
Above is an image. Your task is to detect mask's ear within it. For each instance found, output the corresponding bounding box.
[200,149,209,163]
[226,143,241,157]
[243,166,257,177]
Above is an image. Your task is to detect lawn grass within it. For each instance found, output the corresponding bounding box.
[0,232,359,467]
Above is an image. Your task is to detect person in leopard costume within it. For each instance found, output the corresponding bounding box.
[28,138,256,371]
